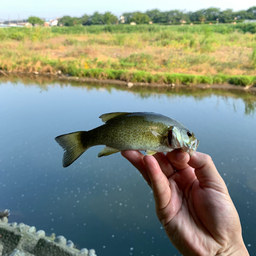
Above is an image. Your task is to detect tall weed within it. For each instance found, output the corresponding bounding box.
[251,48,256,68]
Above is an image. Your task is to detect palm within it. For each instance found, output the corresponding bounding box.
[163,171,228,255]
[122,150,243,256]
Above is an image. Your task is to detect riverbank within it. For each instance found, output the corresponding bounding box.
[1,71,256,92]
[0,25,256,87]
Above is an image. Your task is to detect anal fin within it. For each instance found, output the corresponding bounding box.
[98,146,120,157]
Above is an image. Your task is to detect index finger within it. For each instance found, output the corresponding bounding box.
[189,152,228,194]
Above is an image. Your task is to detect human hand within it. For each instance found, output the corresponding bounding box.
[121,150,249,256]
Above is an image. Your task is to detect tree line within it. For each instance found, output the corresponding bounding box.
[58,7,256,26]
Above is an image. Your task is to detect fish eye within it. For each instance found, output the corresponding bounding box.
[168,130,172,145]
[187,131,192,137]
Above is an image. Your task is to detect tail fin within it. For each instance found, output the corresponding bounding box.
[55,131,88,167]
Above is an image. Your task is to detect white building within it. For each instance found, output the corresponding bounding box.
[50,19,58,26]
[243,19,256,23]
[119,16,125,24]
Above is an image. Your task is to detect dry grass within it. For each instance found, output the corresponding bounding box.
[0,31,255,76]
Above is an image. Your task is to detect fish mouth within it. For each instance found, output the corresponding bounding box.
[188,139,199,156]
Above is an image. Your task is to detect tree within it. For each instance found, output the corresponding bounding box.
[166,10,187,23]
[145,9,163,23]
[189,9,205,22]
[247,6,256,18]
[130,12,150,24]
[102,12,118,25]
[80,14,89,25]
[219,9,234,22]
[90,12,104,25]
[203,7,221,21]
[122,12,135,24]
[234,10,253,20]
[199,15,206,23]
[58,16,74,26]
[28,16,44,26]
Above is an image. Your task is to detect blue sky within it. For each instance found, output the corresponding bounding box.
[0,0,255,21]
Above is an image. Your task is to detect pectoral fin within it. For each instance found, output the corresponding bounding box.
[146,150,157,155]
[150,130,161,138]
[98,146,120,157]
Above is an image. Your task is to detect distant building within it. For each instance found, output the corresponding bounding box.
[50,19,58,26]
[3,19,29,27]
[44,18,58,26]
[119,16,125,24]
[243,19,256,23]
[130,22,136,25]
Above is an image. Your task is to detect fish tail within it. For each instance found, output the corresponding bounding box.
[55,131,89,167]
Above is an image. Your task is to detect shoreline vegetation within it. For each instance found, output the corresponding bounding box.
[1,74,256,115]
[0,24,256,88]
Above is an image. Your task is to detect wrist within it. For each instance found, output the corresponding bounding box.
[217,242,249,256]
[228,245,249,256]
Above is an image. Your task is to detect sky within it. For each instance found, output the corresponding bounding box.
[0,0,255,21]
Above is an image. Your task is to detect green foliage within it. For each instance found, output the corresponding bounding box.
[56,6,256,26]
[229,76,254,86]
[80,14,89,25]
[52,26,87,34]
[102,12,118,25]
[120,53,154,69]
[51,23,256,35]
[58,16,82,26]
[252,48,256,68]
[129,12,150,24]
[115,34,126,46]
[28,16,44,26]
[0,27,51,41]
[90,12,104,25]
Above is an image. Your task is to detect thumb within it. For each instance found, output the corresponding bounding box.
[188,152,228,194]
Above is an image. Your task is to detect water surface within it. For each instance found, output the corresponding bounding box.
[0,77,255,256]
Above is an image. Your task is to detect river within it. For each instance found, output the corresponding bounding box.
[0,76,255,255]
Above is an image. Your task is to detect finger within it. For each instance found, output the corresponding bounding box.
[144,155,171,209]
[153,152,175,178]
[166,149,191,171]
[188,152,228,194]
[121,150,151,185]
[166,149,197,193]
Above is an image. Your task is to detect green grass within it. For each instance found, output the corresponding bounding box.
[51,23,256,35]
[54,64,256,86]
[1,23,256,42]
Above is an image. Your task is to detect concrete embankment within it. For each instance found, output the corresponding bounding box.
[0,213,96,256]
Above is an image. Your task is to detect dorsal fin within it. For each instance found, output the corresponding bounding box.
[99,112,131,123]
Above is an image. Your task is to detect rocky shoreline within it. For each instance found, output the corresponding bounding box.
[0,212,96,256]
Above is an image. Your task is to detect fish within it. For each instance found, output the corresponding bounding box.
[55,112,199,167]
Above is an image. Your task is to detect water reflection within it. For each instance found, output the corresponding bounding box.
[0,75,255,256]
[1,74,256,116]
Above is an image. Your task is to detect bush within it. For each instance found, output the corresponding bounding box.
[229,76,253,86]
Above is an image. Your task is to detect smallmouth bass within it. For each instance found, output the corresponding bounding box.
[55,112,199,167]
